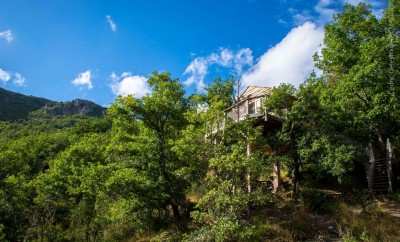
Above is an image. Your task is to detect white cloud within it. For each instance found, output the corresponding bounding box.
[0,68,11,83]
[13,73,26,86]
[289,0,384,27]
[278,19,288,25]
[315,0,338,24]
[234,48,254,74]
[289,0,337,26]
[0,30,13,43]
[72,70,93,89]
[235,0,386,90]
[292,10,314,25]
[183,58,208,91]
[0,68,26,86]
[218,48,234,66]
[343,0,381,6]
[110,72,150,98]
[344,0,364,4]
[106,15,117,32]
[241,22,324,87]
[341,0,385,13]
[183,48,253,92]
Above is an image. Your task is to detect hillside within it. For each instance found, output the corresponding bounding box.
[0,87,54,121]
[0,87,105,121]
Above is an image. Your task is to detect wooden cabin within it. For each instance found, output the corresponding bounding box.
[206,86,282,137]
[224,86,283,192]
[224,86,282,134]
[225,86,271,122]
[221,87,398,194]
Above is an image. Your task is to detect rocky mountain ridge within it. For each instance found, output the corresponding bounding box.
[0,87,105,121]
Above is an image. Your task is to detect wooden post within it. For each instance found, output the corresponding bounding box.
[246,99,249,117]
[366,143,376,195]
[273,161,281,193]
[246,142,252,194]
[222,114,225,140]
[246,141,252,217]
[386,138,393,193]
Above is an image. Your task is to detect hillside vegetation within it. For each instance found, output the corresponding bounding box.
[0,87,53,120]
[0,87,104,121]
[1,2,400,242]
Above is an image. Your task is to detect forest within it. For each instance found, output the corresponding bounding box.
[1,2,400,242]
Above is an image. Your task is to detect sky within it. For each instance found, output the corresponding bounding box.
[0,0,387,106]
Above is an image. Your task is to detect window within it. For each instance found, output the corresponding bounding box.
[248,102,255,115]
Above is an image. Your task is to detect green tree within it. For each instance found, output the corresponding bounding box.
[106,72,204,232]
[186,120,268,242]
[316,2,400,192]
[265,78,356,197]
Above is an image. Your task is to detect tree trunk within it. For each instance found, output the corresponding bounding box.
[366,142,376,195]
[386,138,394,193]
[246,142,252,194]
[290,127,299,200]
[272,160,281,193]
[246,141,252,217]
[171,200,181,221]
[293,158,300,200]
[236,78,241,122]
[158,132,185,228]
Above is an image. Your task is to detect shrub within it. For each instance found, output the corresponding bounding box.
[302,189,338,214]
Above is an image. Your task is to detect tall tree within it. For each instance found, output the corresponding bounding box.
[316,2,400,192]
[107,72,200,228]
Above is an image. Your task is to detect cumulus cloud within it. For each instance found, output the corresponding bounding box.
[344,0,365,4]
[227,0,386,91]
[315,0,338,24]
[344,0,382,6]
[106,15,117,32]
[0,30,13,43]
[241,22,324,87]
[13,73,26,86]
[288,0,384,26]
[183,48,253,92]
[289,0,337,26]
[110,72,150,98]
[184,58,208,91]
[293,13,314,26]
[72,70,93,89]
[0,68,26,86]
[0,68,11,83]
[234,48,254,74]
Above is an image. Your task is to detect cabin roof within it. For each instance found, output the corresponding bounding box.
[239,86,272,100]
[225,85,272,112]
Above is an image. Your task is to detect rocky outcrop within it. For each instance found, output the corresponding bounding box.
[41,99,105,117]
[0,87,105,121]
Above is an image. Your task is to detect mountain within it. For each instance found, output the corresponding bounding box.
[39,99,105,117]
[0,87,54,121]
[0,87,105,121]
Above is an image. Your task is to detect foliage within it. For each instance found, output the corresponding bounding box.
[336,202,400,242]
[317,1,400,149]
[0,87,52,121]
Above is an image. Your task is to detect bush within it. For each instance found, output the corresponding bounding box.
[302,189,338,214]
[336,202,400,242]
[388,192,400,203]
[183,217,260,242]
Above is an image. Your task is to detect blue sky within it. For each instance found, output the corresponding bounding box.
[0,0,386,105]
